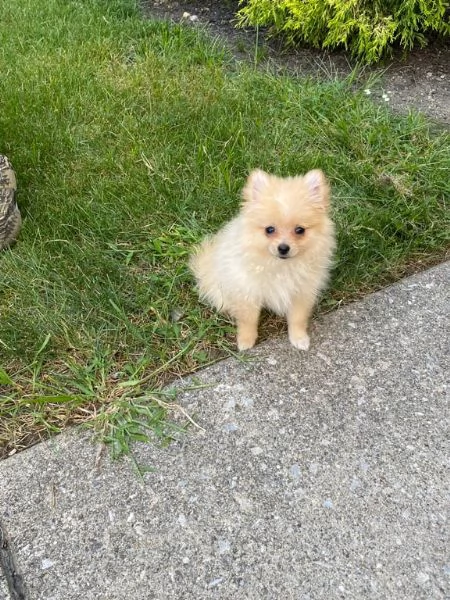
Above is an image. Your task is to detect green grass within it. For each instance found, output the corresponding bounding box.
[1,0,449,458]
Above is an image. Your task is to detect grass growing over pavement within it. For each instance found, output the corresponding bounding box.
[1,0,449,458]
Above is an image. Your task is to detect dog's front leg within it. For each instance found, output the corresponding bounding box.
[234,304,261,351]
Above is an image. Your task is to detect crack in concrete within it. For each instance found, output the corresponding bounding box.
[0,520,28,600]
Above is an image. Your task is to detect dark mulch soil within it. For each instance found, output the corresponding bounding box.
[141,0,450,124]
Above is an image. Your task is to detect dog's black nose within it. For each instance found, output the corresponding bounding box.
[278,243,290,256]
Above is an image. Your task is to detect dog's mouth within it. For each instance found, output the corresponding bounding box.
[271,246,296,260]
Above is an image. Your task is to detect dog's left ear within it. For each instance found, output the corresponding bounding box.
[242,169,270,203]
[304,170,330,209]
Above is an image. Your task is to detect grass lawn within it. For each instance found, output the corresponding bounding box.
[1,0,449,458]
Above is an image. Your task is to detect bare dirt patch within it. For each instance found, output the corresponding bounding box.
[141,0,450,124]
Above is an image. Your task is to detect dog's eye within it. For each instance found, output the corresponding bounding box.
[265,226,276,235]
[295,226,305,235]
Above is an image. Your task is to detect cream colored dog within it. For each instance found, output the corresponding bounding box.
[190,169,335,350]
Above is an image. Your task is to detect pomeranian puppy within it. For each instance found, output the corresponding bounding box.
[189,169,335,351]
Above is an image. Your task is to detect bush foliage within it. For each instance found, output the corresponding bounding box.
[237,0,449,63]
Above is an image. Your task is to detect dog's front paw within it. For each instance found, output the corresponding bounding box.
[289,333,310,351]
[237,332,257,351]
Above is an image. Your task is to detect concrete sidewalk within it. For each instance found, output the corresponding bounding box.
[0,263,448,600]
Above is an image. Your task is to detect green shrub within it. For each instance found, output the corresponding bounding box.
[237,0,450,64]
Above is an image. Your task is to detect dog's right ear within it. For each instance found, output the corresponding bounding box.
[242,169,270,203]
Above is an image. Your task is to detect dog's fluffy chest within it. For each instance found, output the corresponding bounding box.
[223,251,313,315]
